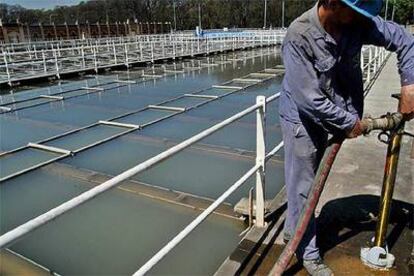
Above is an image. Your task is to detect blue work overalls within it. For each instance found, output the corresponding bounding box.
[279,4,414,261]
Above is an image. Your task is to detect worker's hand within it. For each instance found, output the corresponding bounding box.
[399,84,414,121]
[346,119,370,139]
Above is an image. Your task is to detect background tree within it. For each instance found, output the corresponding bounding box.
[0,0,412,28]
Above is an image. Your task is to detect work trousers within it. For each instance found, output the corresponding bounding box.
[280,116,328,260]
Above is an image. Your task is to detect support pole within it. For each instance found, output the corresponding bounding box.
[3,51,11,86]
[367,48,372,83]
[374,123,405,247]
[54,48,60,79]
[255,95,266,227]
[42,50,47,73]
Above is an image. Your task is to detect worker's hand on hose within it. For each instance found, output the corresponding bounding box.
[346,119,370,139]
[400,84,414,121]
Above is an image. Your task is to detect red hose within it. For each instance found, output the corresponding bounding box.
[269,137,344,275]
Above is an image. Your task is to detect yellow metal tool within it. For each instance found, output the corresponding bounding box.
[361,94,411,270]
[374,122,405,248]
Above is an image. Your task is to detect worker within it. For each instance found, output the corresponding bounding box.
[279,0,414,275]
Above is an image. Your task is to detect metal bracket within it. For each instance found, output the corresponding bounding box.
[378,129,413,144]
[378,131,391,144]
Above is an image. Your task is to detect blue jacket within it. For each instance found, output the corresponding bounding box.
[279,4,414,133]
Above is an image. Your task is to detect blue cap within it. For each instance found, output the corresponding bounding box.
[340,0,383,19]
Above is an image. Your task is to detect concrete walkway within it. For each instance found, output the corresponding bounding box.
[216,54,413,275]
[317,54,413,210]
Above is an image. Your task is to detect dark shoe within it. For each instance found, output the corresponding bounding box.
[303,258,333,276]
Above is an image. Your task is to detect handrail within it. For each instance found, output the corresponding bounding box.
[0,30,285,86]
[133,94,283,275]
[134,140,285,276]
[0,29,287,51]
[0,93,280,249]
[0,42,389,273]
[130,47,389,275]
[134,163,262,276]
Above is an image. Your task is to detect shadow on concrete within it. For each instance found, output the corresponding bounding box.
[315,194,414,275]
[223,195,413,275]
[317,194,413,253]
[232,203,287,275]
[283,194,413,275]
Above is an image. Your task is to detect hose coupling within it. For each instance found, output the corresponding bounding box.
[363,112,404,135]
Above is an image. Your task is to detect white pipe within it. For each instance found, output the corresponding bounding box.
[163,69,185,73]
[212,85,243,90]
[0,98,267,249]
[142,74,164,78]
[147,105,185,112]
[134,164,261,276]
[250,72,276,77]
[266,92,281,103]
[233,78,262,83]
[135,141,285,275]
[28,142,72,155]
[98,120,140,129]
[0,106,12,112]
[39,95,64,100]
[114,79,137,84]
[266,141,284,161]
[81,86,105,91]
[183,94,218,99]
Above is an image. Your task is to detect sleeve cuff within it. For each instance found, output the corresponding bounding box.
[343,114,358,133]
[401,70,414,86]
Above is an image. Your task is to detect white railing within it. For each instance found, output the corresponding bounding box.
[0,30,286,86]
[361,45,389,89]
[133,47,391,275]
[0,43,390,275]
[0,29,285,51]
[0,93,281,251]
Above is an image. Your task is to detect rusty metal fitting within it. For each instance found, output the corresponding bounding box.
[362,112,404,135]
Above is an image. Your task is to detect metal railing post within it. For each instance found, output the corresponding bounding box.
[42,50,47,73]
[360,50,365,83]
[54,48,60,79]
[197,37,200,53]
[173,40,176,60]
[255,95,266,227]
[151,41,154,63]
[3,51,11,86]
[139,40,144,61]
[93,46,98,73]
[112,42,117,65]
[367,47,372,83]
[81,45,86,68]
[124,43,129,68]
[34,45,38,59]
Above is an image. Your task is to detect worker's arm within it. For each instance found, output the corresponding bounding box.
[282,40,357,133]
[364,17,414,86]
[364,17,414,119]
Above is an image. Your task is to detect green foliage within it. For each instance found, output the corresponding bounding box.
[0,0,412,28]
[391,0,414,24]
